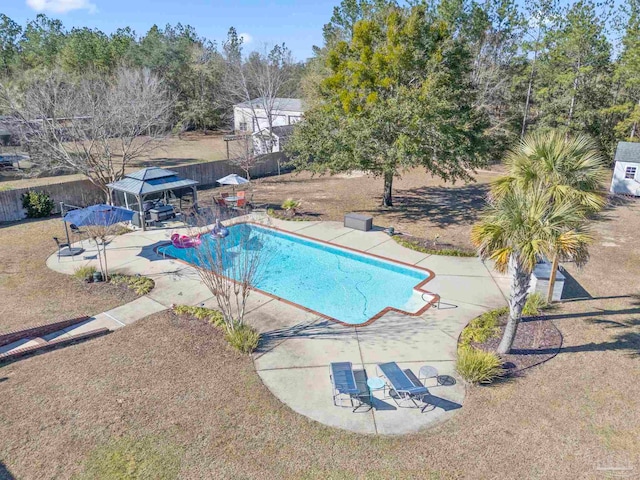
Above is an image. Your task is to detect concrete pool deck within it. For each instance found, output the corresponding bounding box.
[47,214,510,435]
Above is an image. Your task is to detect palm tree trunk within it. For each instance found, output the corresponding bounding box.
[546,252,559,303]
[497,256,531,354]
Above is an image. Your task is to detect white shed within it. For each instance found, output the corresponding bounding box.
[252,125,294,155]
[610,141,640,196]
[233,98,304,133]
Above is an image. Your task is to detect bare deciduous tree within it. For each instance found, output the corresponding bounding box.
[186,217,271,333]
[227,134,259,180]
[0,68,173,201]
[223,28,296,159]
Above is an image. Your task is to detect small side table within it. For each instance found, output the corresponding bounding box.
[418,365,440,386]
[367,377,386,397]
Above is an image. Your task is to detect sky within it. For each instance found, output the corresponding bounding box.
[1,0,339,60]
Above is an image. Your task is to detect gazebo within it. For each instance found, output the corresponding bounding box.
[107,167,198,230]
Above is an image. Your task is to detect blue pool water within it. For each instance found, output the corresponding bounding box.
[159,224,430,325]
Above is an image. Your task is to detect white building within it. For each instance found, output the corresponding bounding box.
[610,141,640,196]
[252,125,294,155]
[233,98,304,133]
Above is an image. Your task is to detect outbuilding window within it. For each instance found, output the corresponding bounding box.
[239,122,247,131]
[625,166,637,179]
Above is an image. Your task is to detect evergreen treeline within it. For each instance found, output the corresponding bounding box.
[0,15,304,132]
[1,0,639,159]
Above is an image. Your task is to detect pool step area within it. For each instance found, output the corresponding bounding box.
[0,316,111,364]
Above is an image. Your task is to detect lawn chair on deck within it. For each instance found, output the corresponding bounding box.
[377,362,431,412]
[53,237,70,260]
[330,362,369,412]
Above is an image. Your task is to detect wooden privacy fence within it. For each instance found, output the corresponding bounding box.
[0,154,288,223]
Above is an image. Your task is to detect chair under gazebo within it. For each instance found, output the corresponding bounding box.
[107,167,199,231]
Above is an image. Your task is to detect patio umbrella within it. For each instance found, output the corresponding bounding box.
[217,173,249,194]
[63,204,135,227]
[58,204,134,257]
[217,173,250,186]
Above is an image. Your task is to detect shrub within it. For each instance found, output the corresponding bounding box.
[224,324,261,353]
[267,208,307,221]
[172,305,224,327]
[460,307,507,346]
[281,198,301,216]
[456,346,504,384]
[21,190,54,218]
[73,265,97,281]
[393,236,476,258]
[172,305,257,352]
[110,274,155,295]
[523,292,548,316]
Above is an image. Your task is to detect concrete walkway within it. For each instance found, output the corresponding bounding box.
[47,214,511,435]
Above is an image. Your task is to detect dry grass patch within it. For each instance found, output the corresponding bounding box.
[1,176,639,479]
[0,218,137,332]
[1,297,639,479]
[224,167,503,250]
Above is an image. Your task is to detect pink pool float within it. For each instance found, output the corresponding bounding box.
[170,232,202,249]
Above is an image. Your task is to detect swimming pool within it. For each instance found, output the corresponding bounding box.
[159,223,433,325]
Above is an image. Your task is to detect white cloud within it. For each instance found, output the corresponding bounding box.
[26,0,97,14]
[239,32,253,45]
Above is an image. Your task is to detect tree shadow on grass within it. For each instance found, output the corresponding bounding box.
[360,183,490,228]
[512,316,640,359]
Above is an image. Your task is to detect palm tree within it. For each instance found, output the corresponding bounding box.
[491,130,608,302]
[471,186,592,354]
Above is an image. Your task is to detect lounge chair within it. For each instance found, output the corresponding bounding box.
[330,362,369,412]
[377,362,431,412]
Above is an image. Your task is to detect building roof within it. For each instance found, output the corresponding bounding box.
[234,98,305,112]
[253,125,295,139]
[107,167,198,196]
[614,142,640,165]
[126,167,177,181]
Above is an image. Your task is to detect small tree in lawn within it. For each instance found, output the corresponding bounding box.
[228,134,258,180]
[471,186,591,354]
[186,217,270,337]
[82,221,128,281]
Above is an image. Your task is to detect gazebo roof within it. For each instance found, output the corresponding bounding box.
[107,167,198,196]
